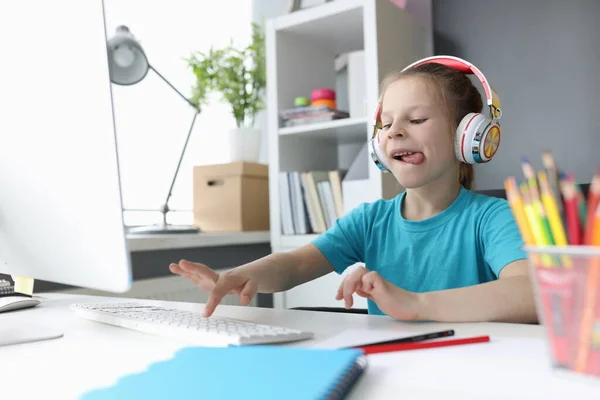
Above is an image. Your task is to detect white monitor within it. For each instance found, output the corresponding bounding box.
[0,0,131,301]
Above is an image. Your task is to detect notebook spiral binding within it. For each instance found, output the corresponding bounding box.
[327,355,368,400]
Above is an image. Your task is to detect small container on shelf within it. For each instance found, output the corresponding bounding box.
[311,88,336,102]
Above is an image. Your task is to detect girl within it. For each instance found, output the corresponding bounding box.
[170,56,537,324]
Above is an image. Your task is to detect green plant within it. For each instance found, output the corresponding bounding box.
[186,23,266,128]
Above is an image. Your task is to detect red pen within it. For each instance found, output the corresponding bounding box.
[357,335,490,355]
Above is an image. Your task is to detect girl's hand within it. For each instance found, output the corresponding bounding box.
[169,260,257,317]
[335,266,424,320]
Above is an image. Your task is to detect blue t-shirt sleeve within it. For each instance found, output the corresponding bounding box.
[311,203,369,274]
[480,200,528,277]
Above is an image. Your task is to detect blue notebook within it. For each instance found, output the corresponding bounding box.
[80,345,367,400]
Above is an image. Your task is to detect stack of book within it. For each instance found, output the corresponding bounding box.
[279,170,345,235]
[280,106,349,128]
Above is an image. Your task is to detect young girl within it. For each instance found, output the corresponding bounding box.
[170,56,537,324]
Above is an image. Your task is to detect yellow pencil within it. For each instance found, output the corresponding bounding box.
[521,183,551,246]
[505,178,535,246]
[538,171,568,246]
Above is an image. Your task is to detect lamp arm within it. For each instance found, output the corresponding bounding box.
[147,65,201,226]
[160,110,200,226]
[149,65,199,111]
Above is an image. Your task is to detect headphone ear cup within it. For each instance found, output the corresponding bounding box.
[369,135,391,173]
[478,123,501,163]
[455,113,488,164]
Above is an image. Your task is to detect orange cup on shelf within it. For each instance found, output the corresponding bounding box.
[311,99,336,109]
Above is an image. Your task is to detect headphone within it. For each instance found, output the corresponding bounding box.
[369,55,503,173]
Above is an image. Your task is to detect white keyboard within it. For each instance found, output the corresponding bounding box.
[70,302,314,346]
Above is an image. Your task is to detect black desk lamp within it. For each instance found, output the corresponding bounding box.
[107,25,200,235]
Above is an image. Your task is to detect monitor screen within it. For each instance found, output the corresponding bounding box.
[0,0,131,292]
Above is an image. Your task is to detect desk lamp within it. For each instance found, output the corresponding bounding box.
[107,25,200,235]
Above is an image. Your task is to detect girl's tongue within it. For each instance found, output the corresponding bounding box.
[401,152,425,165]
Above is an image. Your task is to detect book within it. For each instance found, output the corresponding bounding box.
[81,346,367,400]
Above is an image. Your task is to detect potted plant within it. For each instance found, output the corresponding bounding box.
[186,23,266,163]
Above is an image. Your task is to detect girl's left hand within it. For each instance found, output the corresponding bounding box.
[335,266,424,320]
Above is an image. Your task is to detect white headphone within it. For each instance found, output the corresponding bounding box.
[369,55,503,173]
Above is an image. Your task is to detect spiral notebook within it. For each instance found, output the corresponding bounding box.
[80,345,367,400]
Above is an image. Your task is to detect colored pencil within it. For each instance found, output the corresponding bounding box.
[357,335,490,355]
[538,171,568,246]
[572,177,588,230]
[505,177,535,246]
[584,170,600,245]
[560,177,582,246]
[350,329,455,349]
[522,157,555,244]
[574,203,600,373]
[541,150,564,222]
[521,183,552,246]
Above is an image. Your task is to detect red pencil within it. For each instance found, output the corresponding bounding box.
[560,177,582,245]
[357,335,490,355]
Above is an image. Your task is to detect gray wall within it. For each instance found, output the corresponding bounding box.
[434,0,600,190]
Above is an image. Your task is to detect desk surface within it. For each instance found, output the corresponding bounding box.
[126,231,270,252]
[2,294,599,399]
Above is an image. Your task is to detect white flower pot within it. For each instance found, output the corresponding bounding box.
[228,127,261,163]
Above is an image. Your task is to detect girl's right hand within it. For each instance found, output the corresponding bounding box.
[169,260,257,317]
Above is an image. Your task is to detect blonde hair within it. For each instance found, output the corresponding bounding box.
[380,62,484,190]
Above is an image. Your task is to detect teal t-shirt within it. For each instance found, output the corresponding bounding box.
[311,187,527,315]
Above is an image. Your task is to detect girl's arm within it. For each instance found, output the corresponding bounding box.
[227,243,335,293]
[418,259,538,323]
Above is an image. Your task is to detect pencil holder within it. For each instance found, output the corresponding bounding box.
[526,245,600,379]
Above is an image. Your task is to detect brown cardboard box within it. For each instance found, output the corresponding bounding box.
[193,162,269,232]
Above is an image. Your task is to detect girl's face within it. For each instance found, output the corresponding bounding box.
[379,76,459,189]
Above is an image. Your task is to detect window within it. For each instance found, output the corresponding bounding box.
[103,0,252,226]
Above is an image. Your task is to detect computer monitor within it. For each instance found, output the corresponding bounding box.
[0,0,132,342]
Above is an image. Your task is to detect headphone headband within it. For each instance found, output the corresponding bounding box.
[401,55,502,117]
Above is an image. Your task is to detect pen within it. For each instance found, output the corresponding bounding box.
[349,329,455,349]
[357,335,490,355]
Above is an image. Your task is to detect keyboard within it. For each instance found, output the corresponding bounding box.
[70,302,314,346]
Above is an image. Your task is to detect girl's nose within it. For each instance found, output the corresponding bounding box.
[387,126,406,139]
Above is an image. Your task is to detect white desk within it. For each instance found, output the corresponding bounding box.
[2,294,599,400]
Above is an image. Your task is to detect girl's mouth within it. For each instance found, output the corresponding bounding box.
[392,151,425,165]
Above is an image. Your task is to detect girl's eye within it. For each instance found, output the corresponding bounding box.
[410,118,427,125]
[382,124,392,130]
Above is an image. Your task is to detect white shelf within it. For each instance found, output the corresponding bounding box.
[266,0,430,309]
[280,234,320,249]
[278,117,369,143]
[273,0,364,55]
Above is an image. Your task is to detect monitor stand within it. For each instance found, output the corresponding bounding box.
[0,323,63,347]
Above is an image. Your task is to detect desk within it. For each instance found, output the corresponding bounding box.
[10,232,273,306]
[2,294,599,400]
[125,231,271,252]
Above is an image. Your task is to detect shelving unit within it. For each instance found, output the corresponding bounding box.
[265,0,429,310]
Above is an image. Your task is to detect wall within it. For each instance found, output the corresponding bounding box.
[433,0,600,189]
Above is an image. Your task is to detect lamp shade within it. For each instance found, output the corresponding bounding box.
[107,26,149,85]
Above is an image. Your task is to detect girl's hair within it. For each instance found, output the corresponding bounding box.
[380,62,484,190]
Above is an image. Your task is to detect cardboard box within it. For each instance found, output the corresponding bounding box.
[193,162,269,232]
